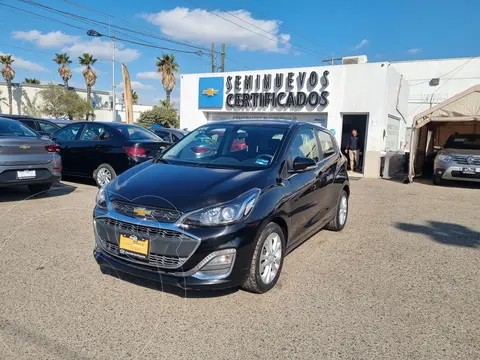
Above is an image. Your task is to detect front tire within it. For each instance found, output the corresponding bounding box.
[433,175,443,186]
[94,164,116,188]
[241,222,285,294]
[28,183,52,194]
[325,189,348,231]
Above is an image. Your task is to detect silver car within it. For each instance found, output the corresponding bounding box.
[0,117,62,193]
[433,134,480,185]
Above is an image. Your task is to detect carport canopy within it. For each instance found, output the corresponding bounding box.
[408,84,480,181]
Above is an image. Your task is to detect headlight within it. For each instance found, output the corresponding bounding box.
[182,188,261,226]
[96,186,108,210]
[438,154,451,162]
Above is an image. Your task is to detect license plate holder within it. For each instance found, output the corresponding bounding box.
[119,234,149,260]
[462,167,476,174]
[17,170,36,179]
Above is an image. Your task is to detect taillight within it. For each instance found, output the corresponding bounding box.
[45,144,60,153]
[124,146,147,158]
[193,147,209,153]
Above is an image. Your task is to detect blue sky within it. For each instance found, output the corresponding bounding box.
[0,0,478,105]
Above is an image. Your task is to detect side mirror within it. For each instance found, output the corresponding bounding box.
[289,157,316,173]
[433,145,443,151]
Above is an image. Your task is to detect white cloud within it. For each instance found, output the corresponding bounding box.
[62,38,140,63]
[354,39,369,50]
[12,30,79,48]
[137,71,161,80]
[408,48,422,55]
[118,81,155,91]
[142,7,291,52]
[0,51,46,72]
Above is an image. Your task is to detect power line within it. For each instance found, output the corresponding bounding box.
[408,58,478,87]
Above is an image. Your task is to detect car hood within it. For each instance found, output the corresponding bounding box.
[443,148,480,155]
[108,161,267,213]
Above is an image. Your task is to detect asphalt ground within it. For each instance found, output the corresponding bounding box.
[0,178,479,360]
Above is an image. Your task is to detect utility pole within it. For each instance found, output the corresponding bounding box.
[220,44,225,72]
[211,43,215,73]
[112,36,116,122]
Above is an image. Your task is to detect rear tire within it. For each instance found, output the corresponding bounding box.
[433,175,443,186]
[94,164,116,188]
[241,222,285,294]
[325,190,348,232]
[28,183,52,194]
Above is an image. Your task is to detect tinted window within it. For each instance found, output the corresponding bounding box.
[116,125,161,141]
[171,133,181,142]
[316,130,336,157]
[289,128,319,162]
[20,119,37,130]
[81,124,114,141]
[154,130,172,142]
[0,119,38,137]
[54,123,83,141]
[445,135,480,150]
[38,121,59,133]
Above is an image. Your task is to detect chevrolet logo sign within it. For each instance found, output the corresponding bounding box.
[133,207,152,217]
[19,145,30,150]
[202,88,219,96]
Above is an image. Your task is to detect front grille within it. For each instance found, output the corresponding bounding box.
[97,236,186,269]
[111,200,181,223]
[452,156,480,165]
[98,218,187,239]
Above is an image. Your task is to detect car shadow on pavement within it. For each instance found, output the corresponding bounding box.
[0,182,77,203]
[101,267,239,298]
[395,221,480,248]
[415,177,480,189]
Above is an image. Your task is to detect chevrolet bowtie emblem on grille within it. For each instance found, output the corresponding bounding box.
[202,88,219,96]
[19,145,30,150]
[133,207,152,217]
[467,156,474,164]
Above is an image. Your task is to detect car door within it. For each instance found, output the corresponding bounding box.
[286,126,325,244]
[51,123,85,174]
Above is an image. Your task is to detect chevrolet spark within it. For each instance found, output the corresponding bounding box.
[93,120,350,293]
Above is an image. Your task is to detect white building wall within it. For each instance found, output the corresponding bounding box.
[391,57,480,126]
[0,83,153,123]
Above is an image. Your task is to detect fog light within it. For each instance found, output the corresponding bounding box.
[192,249,236,280]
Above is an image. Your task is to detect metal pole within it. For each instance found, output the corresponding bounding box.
[221,44,225,72]
[211,43,215,73]
[112,36,116,122]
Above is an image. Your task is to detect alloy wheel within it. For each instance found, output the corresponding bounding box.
[259,232,282,284]
[339,195,348,226]
[97,168,112,187]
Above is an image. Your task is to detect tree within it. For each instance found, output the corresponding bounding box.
[122,90,139,104]
[39,85,92,120]
[24,78,40,84]
[21,90,42,117]
[137,102,179,129]
[156,53,179,104]
[78,53,97,120]
[0,55,15,114]
[53,53,72,88]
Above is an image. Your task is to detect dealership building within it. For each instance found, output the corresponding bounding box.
[180,56,480,179]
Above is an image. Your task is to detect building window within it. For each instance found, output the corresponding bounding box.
[385,115,400,151]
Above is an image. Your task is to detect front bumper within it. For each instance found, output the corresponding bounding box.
[435,166,480,183]
[93,206,260,290]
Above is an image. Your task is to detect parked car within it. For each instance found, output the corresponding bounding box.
[93,120,349,293]
[0,114,61,136]
[50,122,168,187]
[433,134,480,185]
[150,128,188,144]
[0,117,61,193]
[49,119,74,127]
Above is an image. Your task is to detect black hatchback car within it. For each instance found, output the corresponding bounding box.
[51,122,169,187]
[93,120,349,293]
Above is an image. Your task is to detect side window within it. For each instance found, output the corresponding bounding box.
[316,130,337,158]
[81,124,113,141]
[288,128,319,163]
[38,121,59,133]
[171,133,180,142]
[54,123,83,141]
[155,131,172,142]
[20,120,37,130]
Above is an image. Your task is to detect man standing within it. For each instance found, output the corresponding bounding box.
[345,128,362,172]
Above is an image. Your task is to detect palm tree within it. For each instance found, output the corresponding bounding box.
[24,78,40,84]
[53,53,72,88]
[122,90,139,105]
[156,53,179,104]
[0,55,15,114]
[78,53,97,120]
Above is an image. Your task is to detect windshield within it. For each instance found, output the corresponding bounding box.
[444,134,480,150]
[116,125,161,141]
[161,124,287,169]
[0,119,38,137]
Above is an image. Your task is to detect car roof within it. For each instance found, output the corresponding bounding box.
[200,119,332,133]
